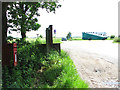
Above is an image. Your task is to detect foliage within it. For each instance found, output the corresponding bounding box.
[106,37,113,40]
[66,32,72,40]
[53,38,61,43]
[40,35,43,38]
[113,37,120,43]
[2,1,61,44]
[110,35,115,39]
[7,2,61,40]
[7,2,41,39]
[2,42,88,88]
[26,37,61,44]
[7,36,14,41]
[51,50,89,88]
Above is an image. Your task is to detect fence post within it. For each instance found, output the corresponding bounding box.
[46,25,53,53]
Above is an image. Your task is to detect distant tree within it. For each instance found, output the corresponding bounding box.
[66,32,72,40]
[110,35,115,39]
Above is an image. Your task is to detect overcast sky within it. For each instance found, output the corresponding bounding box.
[8,0,120,38]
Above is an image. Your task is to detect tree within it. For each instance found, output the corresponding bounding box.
[7,2,41,40]
[110,35,115,39]
[66,32,72,40]
[7,2,61,41]
[2,1,61,43]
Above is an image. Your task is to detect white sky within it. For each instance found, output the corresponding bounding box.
[8,0,120,38]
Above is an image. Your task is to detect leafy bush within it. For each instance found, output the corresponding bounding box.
[7,36,14,41]
[2,42,88,88]
[7,36,15,43]
[110,35,115,39]
[40,35,43,38]
[113,37,120,42]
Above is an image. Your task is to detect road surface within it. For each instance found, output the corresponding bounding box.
[61,40,118,88]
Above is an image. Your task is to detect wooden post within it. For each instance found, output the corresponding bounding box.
[46,25,53,53]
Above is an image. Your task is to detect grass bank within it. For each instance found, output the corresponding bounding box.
[113,37,120,44]
[2,41,88,88]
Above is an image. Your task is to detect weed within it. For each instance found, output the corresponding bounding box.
[2,42,88,88]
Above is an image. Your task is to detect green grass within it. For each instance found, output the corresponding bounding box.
[72,37,113,41]
[7,37,62,44]
[72,38,82,40]
[51,50,89,88]
[2,41,88,88]
[113,37,120,44]
[106,37,113,40]
[53,38,62,43]
[26,37,61,44]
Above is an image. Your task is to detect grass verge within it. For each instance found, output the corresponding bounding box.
[113,37,120,44]
[2,42,88,88]
[72,38,82,40]
[72,38,112,41]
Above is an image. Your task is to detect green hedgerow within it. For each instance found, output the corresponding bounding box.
[2,42,88,88]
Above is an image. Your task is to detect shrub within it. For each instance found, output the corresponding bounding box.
[7,36,14,41]
[2,42,88,88]
[40,35,43,38]
[110,35,115,39]
[113,37,120,42]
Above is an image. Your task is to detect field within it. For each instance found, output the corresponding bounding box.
[26,37,62,44]
[72,37,113,41]
[72,38,82,40]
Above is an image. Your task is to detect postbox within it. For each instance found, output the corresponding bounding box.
[13,43,17,66]
[2,43,17,67]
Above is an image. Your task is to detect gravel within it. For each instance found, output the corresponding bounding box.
[61,40,118,88]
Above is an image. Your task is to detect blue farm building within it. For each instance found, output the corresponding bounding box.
[82,32,108,40]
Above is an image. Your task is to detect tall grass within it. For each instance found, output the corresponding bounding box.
[51,50,88,88]
[53,38,61,43]
[2,41,88,88]
[26,38,46,44]
[26,37,61,44]
[113,37,120,43]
